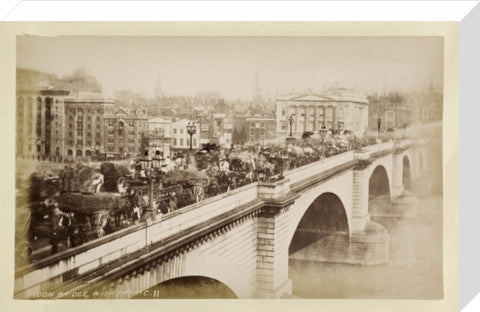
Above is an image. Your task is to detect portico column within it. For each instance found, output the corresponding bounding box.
[294,105,299,134]
[332,105,337,132]
[304,106,308,131]
[313,106,318,131]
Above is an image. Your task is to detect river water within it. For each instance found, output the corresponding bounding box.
[288,195,444,299]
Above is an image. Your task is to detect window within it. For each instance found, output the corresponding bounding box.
[193,138,197,146]
[282,110,285,117]
[96,124,100,129]
[69,132,73,137]
[180,129,184,134]
[173,128,177,134]
[173,138,177,145]
[180,138,183,146]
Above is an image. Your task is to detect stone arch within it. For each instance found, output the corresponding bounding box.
[67,149,73,156]
[368,165,391,200]
[133,275,238,299]
[289,192,349,255]
[76,149,82,157]
[368,165,392,216]
[402,155,412,191]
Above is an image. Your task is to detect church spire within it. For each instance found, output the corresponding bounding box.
[155,74,164,99]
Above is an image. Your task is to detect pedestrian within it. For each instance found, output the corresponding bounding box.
[48,201,70,255]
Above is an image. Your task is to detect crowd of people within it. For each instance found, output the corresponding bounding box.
[17,131,392,264]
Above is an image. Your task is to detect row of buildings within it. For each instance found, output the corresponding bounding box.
[16,89,149,161]
[16,82,442,162]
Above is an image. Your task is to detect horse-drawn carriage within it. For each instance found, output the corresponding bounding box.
[59,192,128,246]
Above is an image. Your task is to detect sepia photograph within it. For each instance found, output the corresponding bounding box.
[13,31,445,300]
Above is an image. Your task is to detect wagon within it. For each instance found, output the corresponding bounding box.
[59,192,127,242]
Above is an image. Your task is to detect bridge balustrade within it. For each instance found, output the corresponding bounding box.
[15,182,260,298]
[285,151,355,186]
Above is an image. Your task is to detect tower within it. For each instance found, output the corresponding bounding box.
[155,74,164,99]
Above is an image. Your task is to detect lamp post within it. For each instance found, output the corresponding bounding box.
[288,114,294,137]
[186,122,197,151]
[377,115,382,135]
[139,150,162,221]
[319,125,328,158]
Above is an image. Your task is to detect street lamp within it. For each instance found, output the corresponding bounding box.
[139,150,160,222]
[140,150,152,171]
[377,115,382,135]
[319,125,328,158]
[152,150,162,169]
[288,114,294,137]
[186,122,197,151]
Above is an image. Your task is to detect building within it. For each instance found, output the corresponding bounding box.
[16,89,70,160]
[245,116,276,143]
[63,98,115,160]
[170,119,200,153]
[101,107,149,159]
[275,88,369,137]
[209,113,233,146]
[16,89,149,161]
[367,92,410,131]
[408,87,443,125]
[148,117,173,157]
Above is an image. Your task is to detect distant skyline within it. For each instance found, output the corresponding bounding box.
[17,36,443,100]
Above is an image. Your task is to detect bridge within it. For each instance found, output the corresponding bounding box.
[14,139,429,299]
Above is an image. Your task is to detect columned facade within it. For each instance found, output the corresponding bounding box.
[276,89,369,139]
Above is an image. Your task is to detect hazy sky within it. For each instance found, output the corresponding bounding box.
[17,36,443,100]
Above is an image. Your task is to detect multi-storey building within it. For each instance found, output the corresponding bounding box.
[17,88,149,161]
[63,99,115,160]
[275,88,369,137]
[367,92,411,131]
[148,117,173,157]
[102,107,149,158]
[170,119,200,153]
[16,89,70,160]
[245,116,277,143]
[209,113,233,146]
